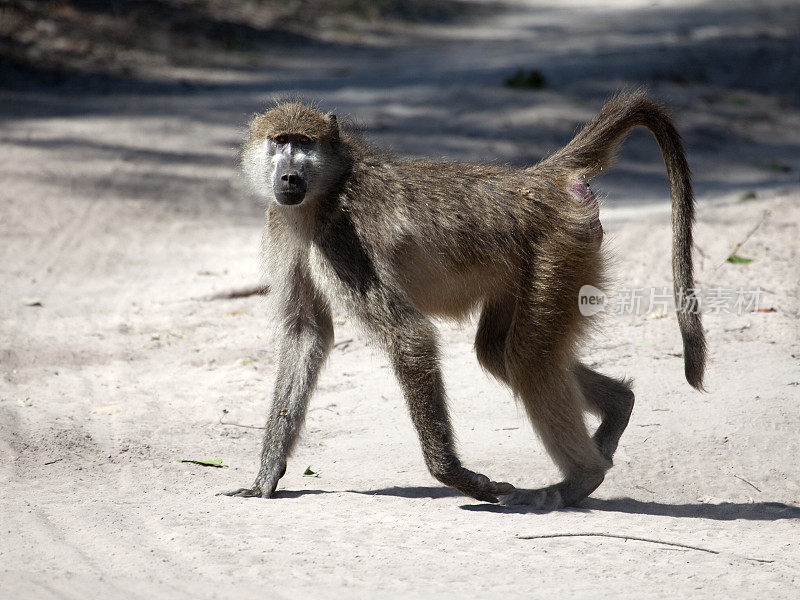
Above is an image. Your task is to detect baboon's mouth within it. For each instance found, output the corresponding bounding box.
[275,191,306,205]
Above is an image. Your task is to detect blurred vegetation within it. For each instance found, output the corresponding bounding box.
[504,68,546,90]
[0,0,471,86]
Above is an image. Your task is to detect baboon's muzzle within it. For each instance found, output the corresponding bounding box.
[274,171,307,205]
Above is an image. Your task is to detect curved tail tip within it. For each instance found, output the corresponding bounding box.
[685,368,707,392]
[683,340,707,392]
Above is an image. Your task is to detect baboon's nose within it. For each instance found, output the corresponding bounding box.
[281,172,300,185]
[277,170,306,192]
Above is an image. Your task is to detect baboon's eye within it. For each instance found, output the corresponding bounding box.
[271,134,314,146]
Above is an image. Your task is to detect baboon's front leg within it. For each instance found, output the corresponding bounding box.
[220,307,333,499]
[367,297,514,503]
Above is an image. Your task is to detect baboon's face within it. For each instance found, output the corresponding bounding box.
[244,131,337,207]
[265,133,316,206]
[242,103,342,207]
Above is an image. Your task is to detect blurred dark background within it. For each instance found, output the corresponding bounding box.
[2,0,799,203]
[0,0,473,88]
[2,0,798,99]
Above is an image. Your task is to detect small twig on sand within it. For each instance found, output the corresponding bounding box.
[220,421,265,429]
[517,533,719,555]
[217,409,265,429]
[734,474,762,493]
[714,209,771,271]
[203,284,269,301]
[516,533,775,563]
[44,458,63,466]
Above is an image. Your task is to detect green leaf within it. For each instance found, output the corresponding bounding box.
[726,254,754,264]
[178,458,228,468]
[303,466,319,477]
[766,160,791,173]
[241,358,258,366]
[739,191,756,201]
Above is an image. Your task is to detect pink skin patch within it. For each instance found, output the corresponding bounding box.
[569,178,603,244]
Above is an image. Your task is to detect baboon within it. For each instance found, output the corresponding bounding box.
[220,91,706,508]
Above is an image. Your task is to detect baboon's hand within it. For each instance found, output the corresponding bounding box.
[436,466,515,503]
[218,485,270,498]
[217,460,286,499]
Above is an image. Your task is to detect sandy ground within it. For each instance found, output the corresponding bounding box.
[2,1,800,597]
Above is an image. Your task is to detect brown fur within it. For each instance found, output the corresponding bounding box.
[249,101,339,142]
[220,91,706,508]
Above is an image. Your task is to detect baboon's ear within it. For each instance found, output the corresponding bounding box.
[328,113,340,143]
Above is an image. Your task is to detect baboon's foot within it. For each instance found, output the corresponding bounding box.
[216,461,286,499]
[436,466,515,503]
[499,473,605,510]
[218,486,270,498]
[498,485,566,510]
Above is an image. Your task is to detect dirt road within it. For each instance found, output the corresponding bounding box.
[2,1,799,597]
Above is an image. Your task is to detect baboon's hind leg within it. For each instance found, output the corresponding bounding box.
[498,295,611,510]
[574,363,635,463]
[474,294,515,384]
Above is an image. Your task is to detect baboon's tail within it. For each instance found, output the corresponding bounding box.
[543,90,706,390]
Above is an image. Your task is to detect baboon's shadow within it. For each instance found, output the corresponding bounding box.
[351,486,465,500]
[462,495,800,521]
[274,486,800,521]
[273,485,461,500]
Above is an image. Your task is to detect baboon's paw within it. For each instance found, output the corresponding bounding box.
[218,462,285,499]
[498,486,564,510]
[216,486,269,498]
[500,473,605,509]
[438,467,515,503]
